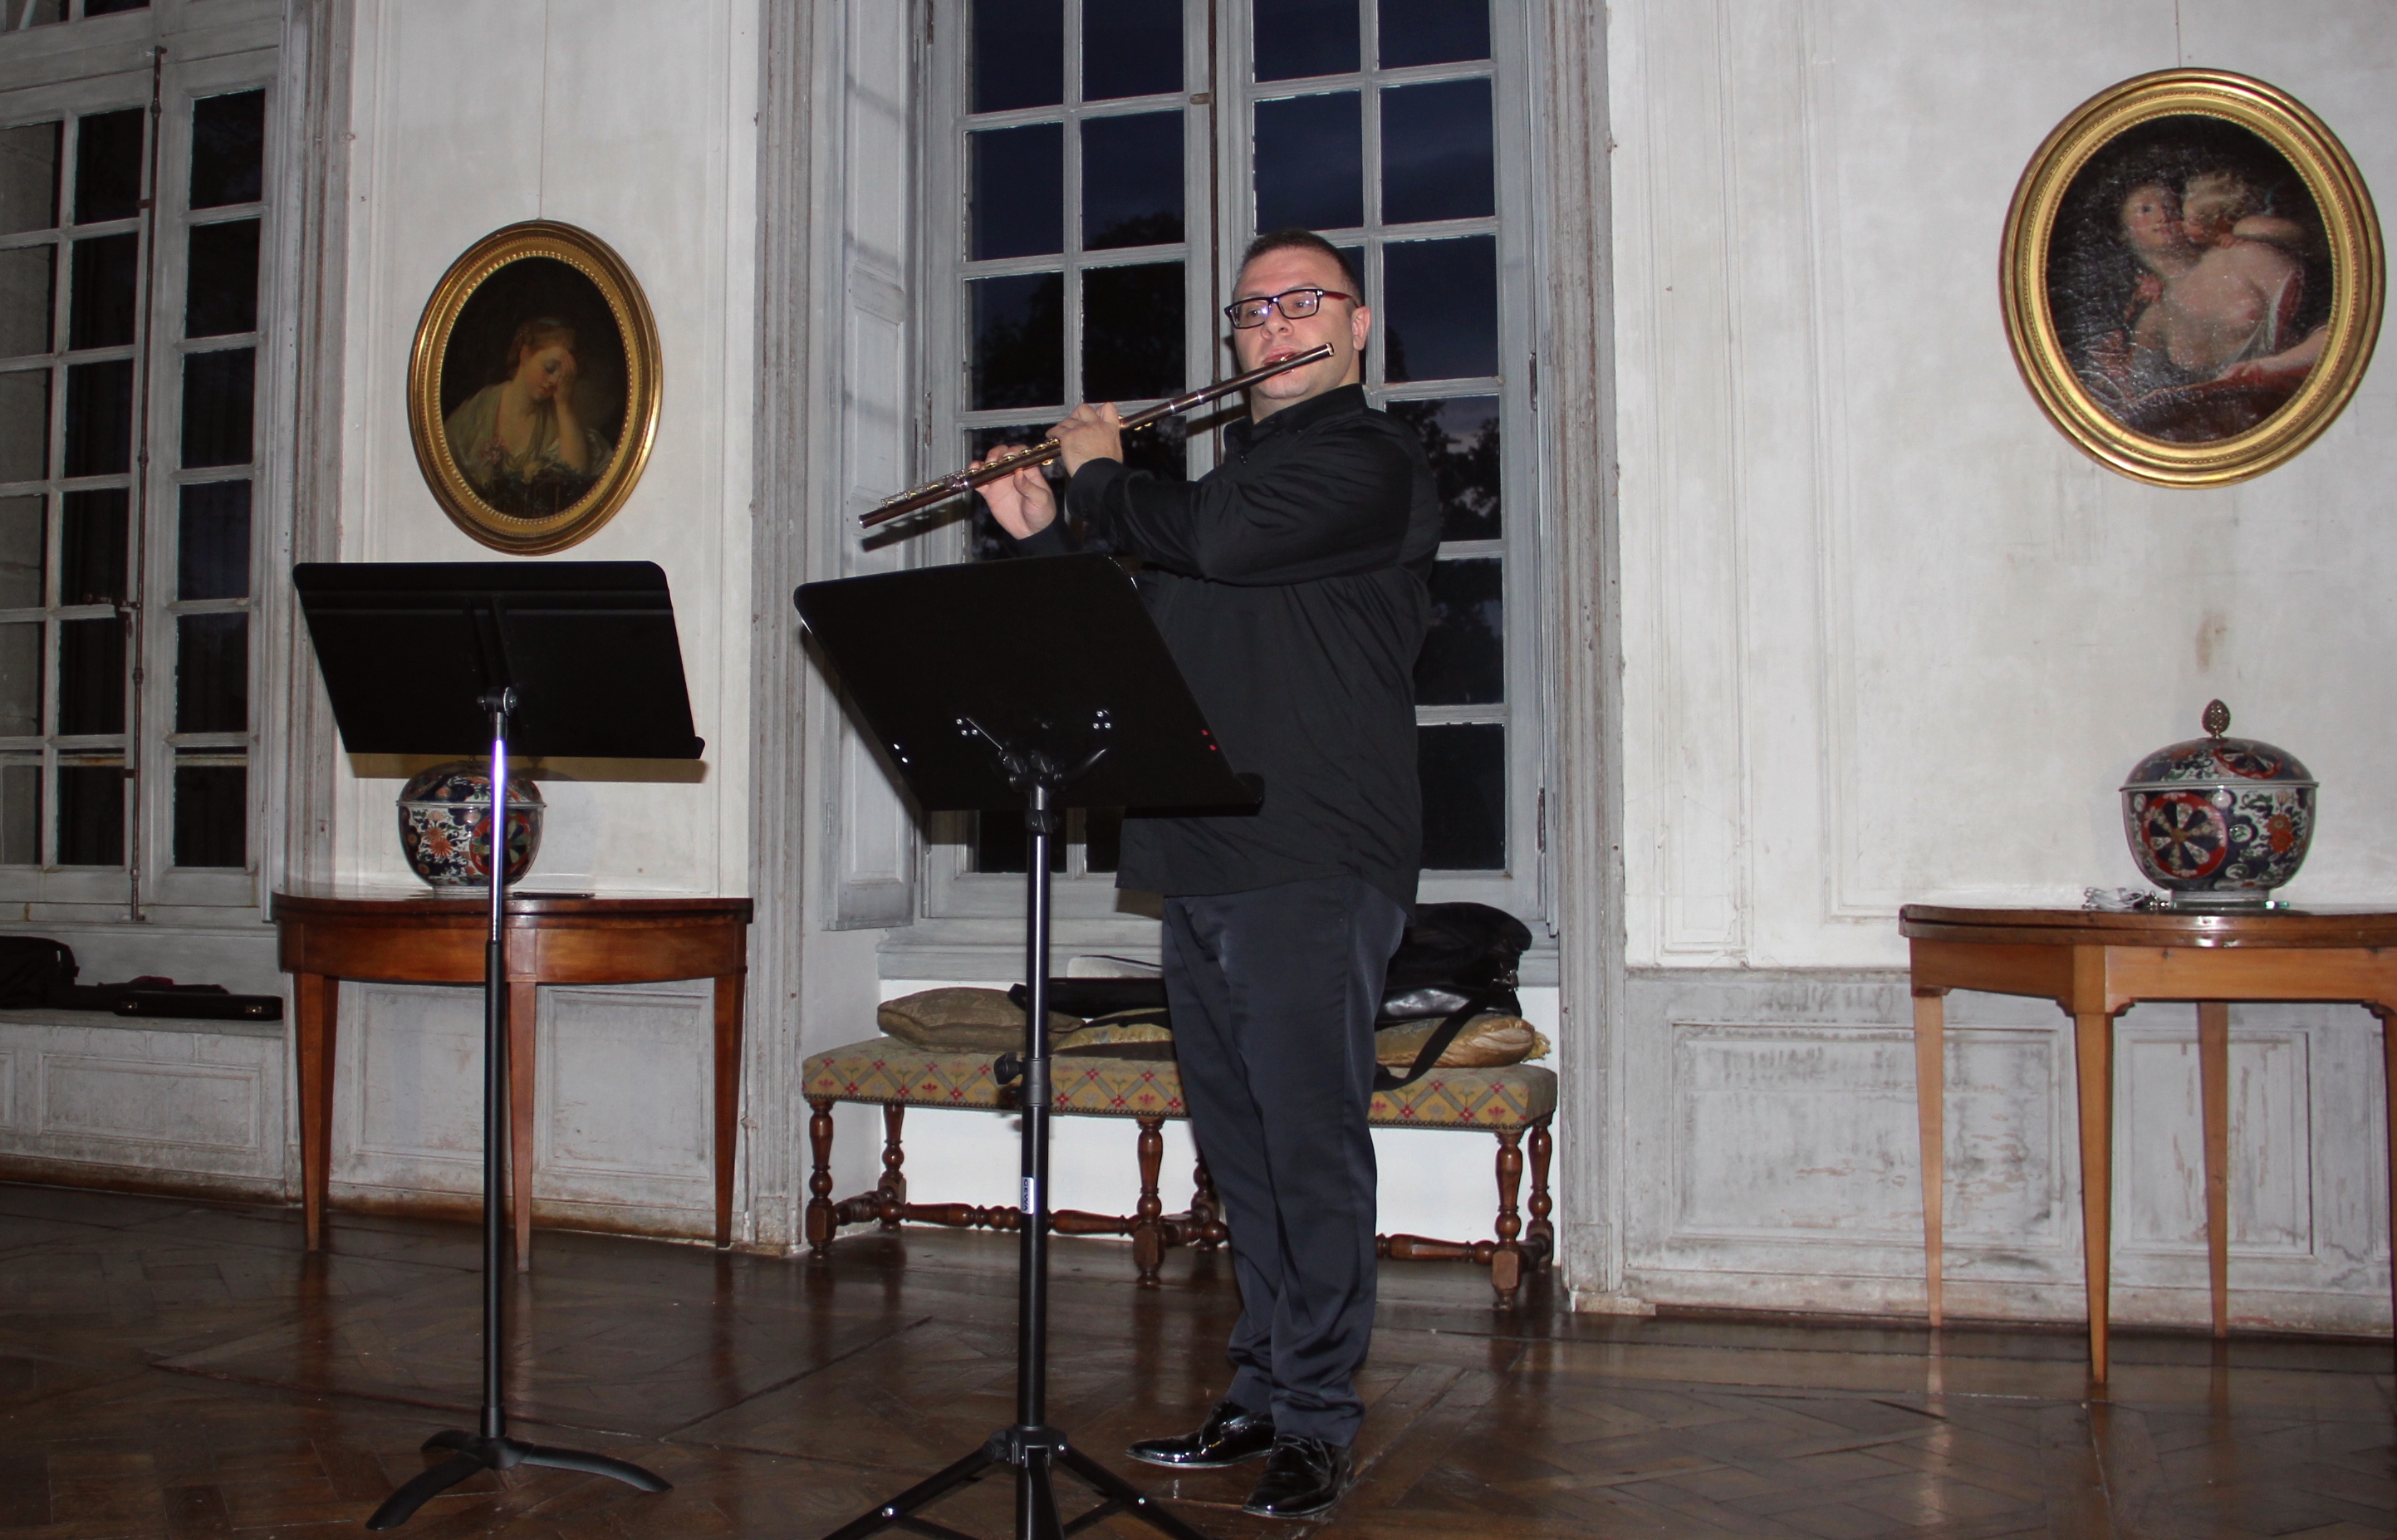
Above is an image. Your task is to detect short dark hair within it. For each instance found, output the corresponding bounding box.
[1238,228,1362,297]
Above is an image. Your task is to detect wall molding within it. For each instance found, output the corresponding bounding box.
[1535,0,1627,1303]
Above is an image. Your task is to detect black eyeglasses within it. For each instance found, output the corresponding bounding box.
[1222,287,1353,328]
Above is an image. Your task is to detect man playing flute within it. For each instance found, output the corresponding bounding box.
[974,228,1439,1519]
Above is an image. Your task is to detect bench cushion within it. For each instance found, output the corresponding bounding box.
[802,1037,1556,1129]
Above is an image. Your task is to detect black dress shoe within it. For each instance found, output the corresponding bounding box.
[1242,1434,1352,1518]
[1125,1400,1277,1469]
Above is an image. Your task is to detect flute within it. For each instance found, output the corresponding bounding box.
[858,343,1336,529]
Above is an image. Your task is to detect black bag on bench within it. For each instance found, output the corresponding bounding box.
[1011,902,1533,1090]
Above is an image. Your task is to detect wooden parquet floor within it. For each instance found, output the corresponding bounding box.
[0,1183,2392,1537]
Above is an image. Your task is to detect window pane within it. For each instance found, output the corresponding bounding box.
[0,763,36,864]
[0,495,39,607]
[56,761,121,866]
[1254,92,1362,232]
[1414,557,1502,705]
[189,91,265,209]
[973,0,1064,115]
[85,0,151,14]
[67,231,137,349]
[61,486,125,603]
[1386,395,1498,540]
[971,272,1063,411]
[63,357,132,475]
[72,108,143,225]
[1083,111,1183,249]
[1253,0,1359,81]
[969,123,1063,262]
[0,620,39,733]
[184,218,260,337]
[57,615,122,734]
[11,0,61,24]
[1085,0,1180,102]
[1419,721,1504,870]
[0,122,60,236]
[1383,235,1496,381]
[1083,260,1184,402]
[181,347,254,468]
[177,480,248,599]
[0,369,50,481]
[0,248,54,357]
[1379,0,1489,67]
[173,761,244,868]
[1380,79,1493,224]
[175,612,245,733]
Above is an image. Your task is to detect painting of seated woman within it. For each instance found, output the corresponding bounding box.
[439,260,627,517]
[409,223,659,552]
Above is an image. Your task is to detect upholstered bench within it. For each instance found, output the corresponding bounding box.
[801,1037,1556,1305]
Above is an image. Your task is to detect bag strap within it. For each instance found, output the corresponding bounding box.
[1372,987,1499,1091]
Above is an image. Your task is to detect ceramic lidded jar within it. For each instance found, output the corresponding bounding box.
[2119,701,2315,906]
[395,762,544,887]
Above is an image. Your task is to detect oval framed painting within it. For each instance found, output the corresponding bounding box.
[2001,70,2382,487]
[408,221,662,553]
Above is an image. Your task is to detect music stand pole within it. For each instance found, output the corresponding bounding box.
[364,688,670,1530]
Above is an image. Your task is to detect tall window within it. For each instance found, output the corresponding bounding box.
[926,0,1539,920]
[0,9,270,912]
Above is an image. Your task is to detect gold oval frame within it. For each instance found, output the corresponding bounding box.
[2001,70,2383,487]
[407,221,661,553]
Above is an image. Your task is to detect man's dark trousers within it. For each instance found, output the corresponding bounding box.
[1161,874,1406,1447]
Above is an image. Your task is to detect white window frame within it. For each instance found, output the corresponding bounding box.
[0,0,282,920]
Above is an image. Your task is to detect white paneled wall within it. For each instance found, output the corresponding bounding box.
[273,0,760,1245]
[1615,975,2390,1332]
[330,979,720,1236]
[1597,0,2397,1326]
[0,1014,287,1198]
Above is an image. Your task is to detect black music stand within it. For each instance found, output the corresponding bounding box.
[798,553,1256,1540]
[293,562,705,1531]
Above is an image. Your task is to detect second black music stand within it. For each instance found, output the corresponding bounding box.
[797,552,1257,1540]
[294,562,704,1530]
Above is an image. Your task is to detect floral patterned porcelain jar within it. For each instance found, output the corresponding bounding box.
[396,762,544,887]
[2120,701,2315,906]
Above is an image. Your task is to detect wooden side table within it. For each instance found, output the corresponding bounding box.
[272,890,752,1267]
[1900,905,2397,1379]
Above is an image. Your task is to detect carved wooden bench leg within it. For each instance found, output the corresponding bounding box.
[1491,1128,1526,1307]
[1130,1115,1166,1287]
[1527,1117,1554,1267]
[875,1104,907,1228]
[805,1096,837,1255]
[1193,1155,1227,1248]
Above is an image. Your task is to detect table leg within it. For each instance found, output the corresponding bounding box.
[2198,1002,2231,1338]
[1913,988,1946,1327]
[294,974,337,1251]
[509,980,538,1271]
[2075,1010,2116,1382]
[712,971,746,1248]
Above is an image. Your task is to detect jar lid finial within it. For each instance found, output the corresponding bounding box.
[2203,699,2231,738]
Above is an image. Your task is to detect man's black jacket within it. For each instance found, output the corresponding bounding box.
[1013,383,1439,909]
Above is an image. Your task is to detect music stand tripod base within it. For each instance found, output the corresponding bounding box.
[370,1431,670,1532]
